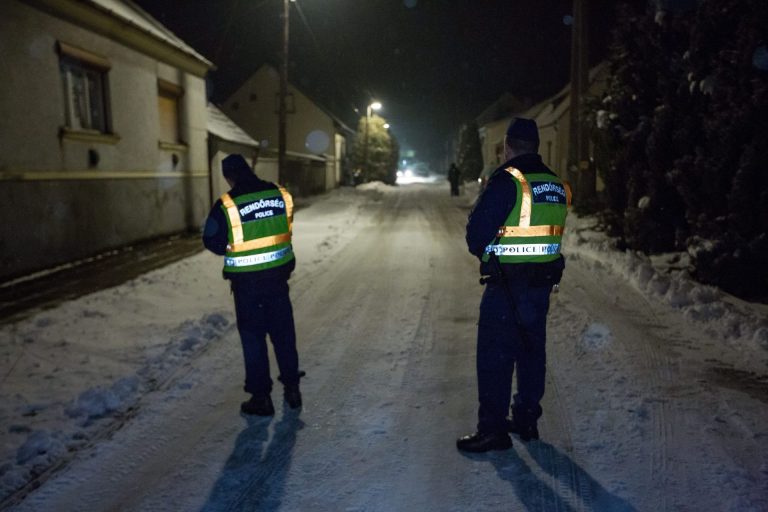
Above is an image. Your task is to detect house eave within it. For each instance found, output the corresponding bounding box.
[23,0,214,77]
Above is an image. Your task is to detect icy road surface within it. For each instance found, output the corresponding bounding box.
[6,182,768,511]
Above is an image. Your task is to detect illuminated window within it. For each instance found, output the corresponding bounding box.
[58,42,111,133]
[158,79,184,143]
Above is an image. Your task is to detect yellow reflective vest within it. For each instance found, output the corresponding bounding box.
[483,167,571,264]
[221,186,294,273]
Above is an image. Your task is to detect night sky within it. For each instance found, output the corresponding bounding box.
[136,0,613,167]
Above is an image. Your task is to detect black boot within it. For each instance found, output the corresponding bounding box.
[240,394,275,416]
[507,418,539,442]
[278,371,305,409]
[456,431,512,453]
[284,384,302,409]
[509,403,541,442]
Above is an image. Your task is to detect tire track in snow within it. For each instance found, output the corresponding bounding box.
[560,256,679,511]
[539,370,593,512]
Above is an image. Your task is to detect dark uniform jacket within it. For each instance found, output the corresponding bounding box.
[202,175,296,283]
[466,153,565,285]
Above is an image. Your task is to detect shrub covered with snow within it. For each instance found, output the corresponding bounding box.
[592,1,768,302]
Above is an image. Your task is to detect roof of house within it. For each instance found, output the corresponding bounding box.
[525,60,610,127]
[84,0,213,68]
[207,104,259,148]
[475,93,533,127]
[477,61,610,132]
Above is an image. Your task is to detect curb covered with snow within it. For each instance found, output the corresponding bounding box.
[563,214,768,353]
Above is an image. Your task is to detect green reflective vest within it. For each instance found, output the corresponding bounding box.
[482,167,571,264]
[221,186,294,273]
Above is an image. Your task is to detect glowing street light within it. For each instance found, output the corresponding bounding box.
[368,101,382,117]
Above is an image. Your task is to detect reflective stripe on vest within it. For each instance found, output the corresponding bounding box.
[278,185,294,231]
[497,225,564,237]
[225,247,292,268]
[508,168,533,227]
[485,243,561,256]
[222,194,244,246]
[483,166,569,264]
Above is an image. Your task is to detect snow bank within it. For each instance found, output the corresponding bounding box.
[563,214,768,352]
[0,254,234,502]
[65,376,140,421]
[355,180,397,193]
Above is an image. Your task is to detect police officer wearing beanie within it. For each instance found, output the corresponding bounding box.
[203,154,303,416]
[457,118,571,452]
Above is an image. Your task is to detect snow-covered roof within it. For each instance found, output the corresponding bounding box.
[259,148,326,162]
[207,104,259,148]
[85,0,213,68]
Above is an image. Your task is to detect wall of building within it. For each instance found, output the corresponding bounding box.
[532,96,570,176]
[478,64,609,188]
[208,140,262,204]
[0,1,210,280]
[253,157,280,186]
[479,118,509,169]
[222,66,341,192]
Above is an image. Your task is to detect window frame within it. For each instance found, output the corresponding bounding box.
[57,42,112,136]
[157,78,185,146]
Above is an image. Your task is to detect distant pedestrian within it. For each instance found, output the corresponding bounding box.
[457,118,571,452]
[448,163,461,196]
[203,154,303,416]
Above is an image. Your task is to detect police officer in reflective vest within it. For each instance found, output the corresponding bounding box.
[458,118,571,452]
[203,154,302,416]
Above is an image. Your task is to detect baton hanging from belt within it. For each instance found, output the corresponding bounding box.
[480,253,533,352]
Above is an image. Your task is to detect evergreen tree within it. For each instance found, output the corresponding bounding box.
[595,3,689,252]
[594,0,768,299]
[679,0,768,298]
[457,121,483,181]
[351,114,398,185]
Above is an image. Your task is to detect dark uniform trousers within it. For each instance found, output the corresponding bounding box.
[232,279,300,396]
[476,280,551,434]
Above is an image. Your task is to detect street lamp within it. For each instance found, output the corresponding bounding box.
[362,101,382,180]
[367,101,382,118]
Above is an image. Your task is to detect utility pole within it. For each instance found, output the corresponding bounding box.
[278,0,290,184]
[568,0,595,207]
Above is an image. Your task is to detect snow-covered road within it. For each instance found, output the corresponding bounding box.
[3,183,767,511]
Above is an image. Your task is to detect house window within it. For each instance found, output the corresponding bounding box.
[58,42,111,133]
[158,79,184,144]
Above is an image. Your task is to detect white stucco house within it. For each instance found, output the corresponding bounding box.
[0,0,214,280]
[222,64,352,197]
